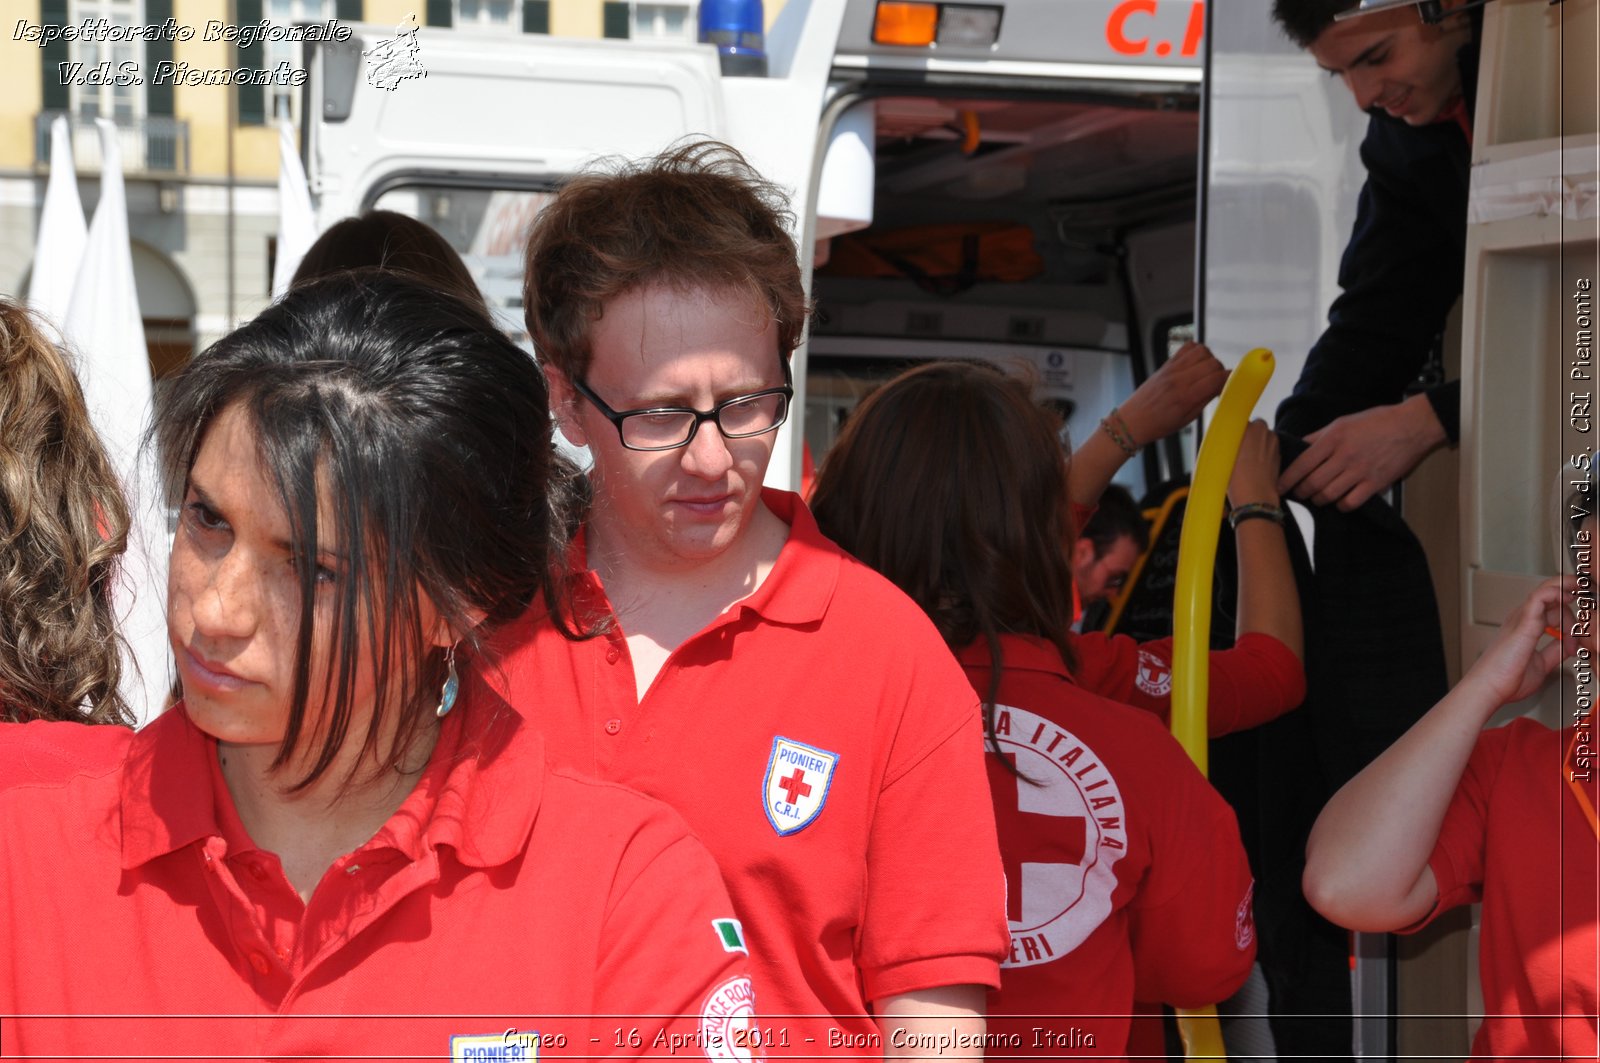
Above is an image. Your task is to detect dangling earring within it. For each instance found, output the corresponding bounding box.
[435,643,460,718]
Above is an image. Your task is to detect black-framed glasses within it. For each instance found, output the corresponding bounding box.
[571,362,794,452]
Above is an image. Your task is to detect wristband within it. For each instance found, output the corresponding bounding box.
[1100,407,1139,457]
[1229,502,1286,529]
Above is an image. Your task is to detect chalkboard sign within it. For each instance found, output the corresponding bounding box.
[1108,479,1237,651]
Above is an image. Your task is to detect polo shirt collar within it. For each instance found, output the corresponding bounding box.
[735,488,838,626]
[370,674,546,869]
[956,634,1075,683]
[120,708,218,870]
[119,678,545,872]
[569,487,839,628]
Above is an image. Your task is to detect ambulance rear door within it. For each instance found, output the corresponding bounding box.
[799,0,1206,492]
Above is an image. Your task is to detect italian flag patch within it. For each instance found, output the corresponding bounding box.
[713,918,748,954]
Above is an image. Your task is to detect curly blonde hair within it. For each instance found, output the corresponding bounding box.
[0,299,132,724]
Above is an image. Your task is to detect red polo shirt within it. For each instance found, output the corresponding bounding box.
[1408,718,1600,1061]
[0,681,756,1060]
[960,636,1256,1060]
[487,489,1008,1052]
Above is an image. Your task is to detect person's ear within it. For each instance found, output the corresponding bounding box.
[425,605,488,649]
[544,365,589,449]
[1071,537,1098,570]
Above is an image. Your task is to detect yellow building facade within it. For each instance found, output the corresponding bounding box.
[0,0,783,360]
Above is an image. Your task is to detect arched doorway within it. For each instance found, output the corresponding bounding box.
[130,241,196,378]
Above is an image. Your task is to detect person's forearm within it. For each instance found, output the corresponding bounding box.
[1303,675,1501,930]
[1069,342,1226,508]
[1232,518,1302,661]
[1227,433,1302,661]
[1068,422,1133,509]
[877,986,987,1060]
[1400,391,1450,455]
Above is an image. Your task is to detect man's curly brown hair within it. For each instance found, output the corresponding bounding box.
[0,299,131,724]
[522,138,810,382]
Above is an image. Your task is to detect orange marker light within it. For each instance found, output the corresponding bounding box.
[873,1,939,46]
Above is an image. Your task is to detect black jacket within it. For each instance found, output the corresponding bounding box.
[1276,15,1480,444]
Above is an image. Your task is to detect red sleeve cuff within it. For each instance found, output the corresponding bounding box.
[1396,845,1473,935]
[1212,633,1306,734]
[863,954,1003,1005]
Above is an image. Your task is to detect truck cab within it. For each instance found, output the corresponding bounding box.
[304,0,1208,498]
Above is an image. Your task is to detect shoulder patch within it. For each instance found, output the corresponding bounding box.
[1235,880,1256,951]
[700,975,758,1061]
[762,737,839,836]
[1134,649,1173,697]
[712,917,748,954]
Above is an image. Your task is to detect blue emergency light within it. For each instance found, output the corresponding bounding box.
[699,0,767,77]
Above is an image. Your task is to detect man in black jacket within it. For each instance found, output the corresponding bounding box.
[1272,0,1479,511]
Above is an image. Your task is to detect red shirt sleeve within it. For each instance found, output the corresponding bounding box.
[1065,630,1143,705]
[858,697,1008,1003]
[1125,730,1257,1006]
[1067,632,1304,736]
[599,810,761,1059]
[1401,726,1510,933]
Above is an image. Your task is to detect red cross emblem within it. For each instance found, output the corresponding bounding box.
[987,704,1129,968]
[778,769,813,805]
[764,737,839,836]
[989,753,1087,924]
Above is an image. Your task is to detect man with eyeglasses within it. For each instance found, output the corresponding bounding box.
[489,140,1007,1059]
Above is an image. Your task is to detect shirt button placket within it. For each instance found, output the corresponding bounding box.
[603,635,625,739]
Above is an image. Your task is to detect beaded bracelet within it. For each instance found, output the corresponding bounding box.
[1099,407,1139,457]
[1228,502,1286,529]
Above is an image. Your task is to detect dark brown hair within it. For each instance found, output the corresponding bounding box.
[1271,0,1361,47]
[157,271,572,788]
[811,360,1079,743]
[0,299,131,725]
[1082,483,1150,557]
[522,139,809,381]
[292,210,487,313]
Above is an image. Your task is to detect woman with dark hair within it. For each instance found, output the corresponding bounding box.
[811,359,1258,1060]
[290,208,488,313]
[0,272,754,1059]
[0,298,130,725]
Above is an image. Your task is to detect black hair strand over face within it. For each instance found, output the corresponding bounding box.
[156,270,577,790]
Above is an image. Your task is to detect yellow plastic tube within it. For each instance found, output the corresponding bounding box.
[1171,347,1275,1060]
[1170,347,1275,771]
